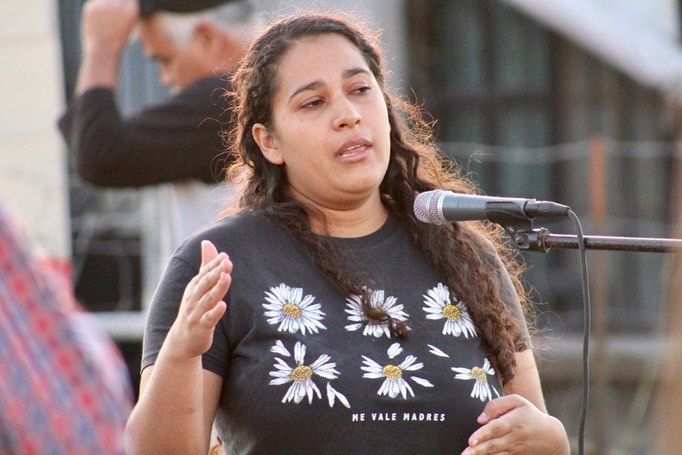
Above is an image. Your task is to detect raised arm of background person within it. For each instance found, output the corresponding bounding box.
[74,0,138,94]
[58,77,229,187]
[125,240,230,455]
[460,349,571,455]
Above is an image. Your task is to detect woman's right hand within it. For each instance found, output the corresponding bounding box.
[165,240,232,360]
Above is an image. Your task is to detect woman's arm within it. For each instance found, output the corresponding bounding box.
[461,350,570,455]
[125,241,231,455]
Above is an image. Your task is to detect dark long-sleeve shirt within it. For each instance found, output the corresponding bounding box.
[58,76,233,188]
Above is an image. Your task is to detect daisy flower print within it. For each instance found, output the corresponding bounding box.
[263,284,326,335]
[269,340,350,408]
[452,358,500,402]
[345,288,409,338]
[361,343,433,399]
[423,283,477,338]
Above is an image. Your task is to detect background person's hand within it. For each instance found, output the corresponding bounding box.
[75,0,139,94]
[461,394,569,455]
[165,240,232,360]
[81,0,138,57]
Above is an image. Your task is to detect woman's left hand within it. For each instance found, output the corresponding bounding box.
[461,394,570,455]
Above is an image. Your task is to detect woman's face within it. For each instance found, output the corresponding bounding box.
[253,33,391,212]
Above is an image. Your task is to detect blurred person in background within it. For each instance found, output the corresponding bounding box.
[0,202,132,454]
[58,0,260,272]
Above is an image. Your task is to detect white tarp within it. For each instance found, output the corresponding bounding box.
[0,0,71,267]
[501,0,682,94]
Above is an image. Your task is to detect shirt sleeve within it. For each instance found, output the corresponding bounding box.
[57,77,234,188]
[494,255,533,349]
[476,235,533,349]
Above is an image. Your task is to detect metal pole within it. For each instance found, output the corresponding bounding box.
[541,234,682,253]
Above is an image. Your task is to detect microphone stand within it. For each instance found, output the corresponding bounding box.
[486,208,682,253]
[513,227,682,253]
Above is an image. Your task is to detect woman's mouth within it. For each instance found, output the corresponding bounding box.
[336,139,372,159]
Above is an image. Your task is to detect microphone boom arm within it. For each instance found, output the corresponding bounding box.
[513,227,682,253]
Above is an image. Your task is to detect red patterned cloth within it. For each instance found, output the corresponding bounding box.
[0,204,132,454]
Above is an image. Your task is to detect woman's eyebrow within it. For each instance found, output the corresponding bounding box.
[288,68,371,102]
[289,80,324,102]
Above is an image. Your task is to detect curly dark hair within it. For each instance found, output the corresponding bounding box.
[224,12,531,384]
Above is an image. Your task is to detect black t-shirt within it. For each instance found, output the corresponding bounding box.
[143,211,530,454]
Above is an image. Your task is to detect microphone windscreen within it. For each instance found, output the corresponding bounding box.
[414,190,447,225]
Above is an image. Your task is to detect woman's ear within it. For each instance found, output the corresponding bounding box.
[252,123,284,165]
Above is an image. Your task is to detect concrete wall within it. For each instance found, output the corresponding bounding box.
[0,0,70,267]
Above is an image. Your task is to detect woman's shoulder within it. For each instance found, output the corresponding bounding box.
[192,210,273,240]
[173,210,283,258]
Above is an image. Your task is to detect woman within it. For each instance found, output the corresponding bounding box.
[125,12,570,455]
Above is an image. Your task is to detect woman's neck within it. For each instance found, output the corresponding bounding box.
[300,192,389,238]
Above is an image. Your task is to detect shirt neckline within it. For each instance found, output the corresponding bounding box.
[330,213,399,248]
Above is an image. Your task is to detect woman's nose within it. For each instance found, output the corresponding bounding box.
[332,99,361,130]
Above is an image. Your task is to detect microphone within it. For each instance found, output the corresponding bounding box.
[413,190,570,225]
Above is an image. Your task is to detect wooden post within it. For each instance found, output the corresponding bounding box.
[589,136,608,453]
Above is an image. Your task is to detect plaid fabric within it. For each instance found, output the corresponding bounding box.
[0,205,132,454]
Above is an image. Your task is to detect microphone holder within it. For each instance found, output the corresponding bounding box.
[509,226,682,254]
[493,215,682,253]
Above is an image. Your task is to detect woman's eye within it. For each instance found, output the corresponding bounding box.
[301,99,323,109]
[352,85,371,94]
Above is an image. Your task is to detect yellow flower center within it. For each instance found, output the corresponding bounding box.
[282,302,301,318]
[442,304,462,321]
[291,365,313,382]
[471,366,487,382]
[382,364,403,380]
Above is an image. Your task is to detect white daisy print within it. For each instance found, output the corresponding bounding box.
[263,284,326,335]
[361,342,433,399]
[452,358,500,402]
[269,340,350,408]
[423,283,477,338]
[427,344,450,358]
[345,288,409,338]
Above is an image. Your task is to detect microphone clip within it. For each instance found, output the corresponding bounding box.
[509,226,552,253]
[490,209,552,253]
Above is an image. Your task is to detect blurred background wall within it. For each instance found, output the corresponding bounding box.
[0,0,70,270]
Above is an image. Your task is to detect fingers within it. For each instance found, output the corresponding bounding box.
[477,394,529,424]
[202,300,227,327]
[168,242,232,358]
[187,247,232,315]
[463,395,560,455]
[81,0,139,50]
[463,418,513,455]
[194,245,232,299]
[201,240,219,266]
[195,266,231,318]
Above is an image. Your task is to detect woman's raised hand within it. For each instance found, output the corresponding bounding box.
[165,240,232,360]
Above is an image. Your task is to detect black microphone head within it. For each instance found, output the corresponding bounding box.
[414,190,448,225]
